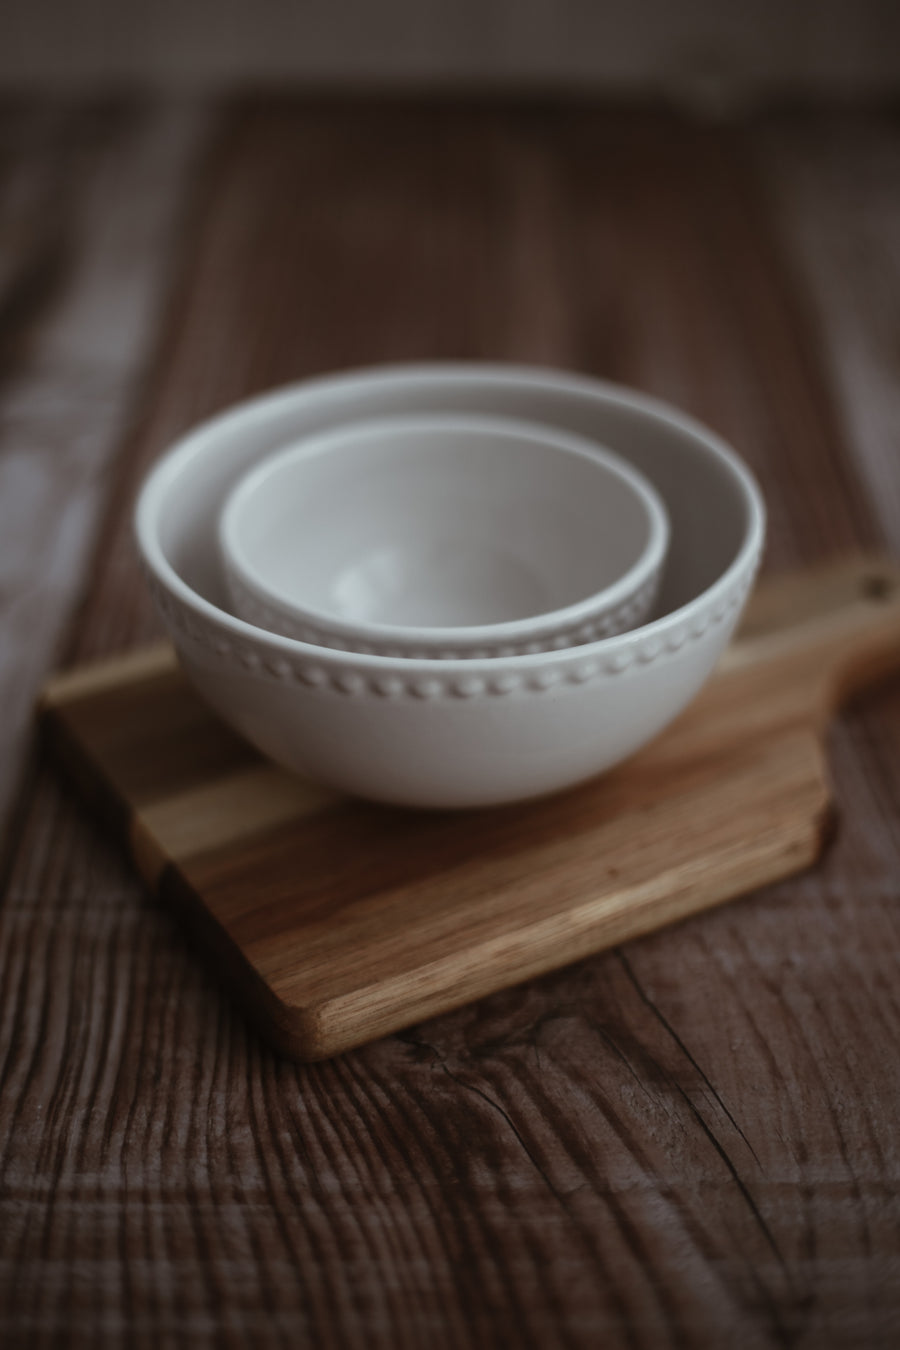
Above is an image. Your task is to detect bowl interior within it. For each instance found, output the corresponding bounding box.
[150,366,757,642]
[222,415,662,630]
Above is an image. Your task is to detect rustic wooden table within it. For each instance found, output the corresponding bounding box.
[1,98,899,1349]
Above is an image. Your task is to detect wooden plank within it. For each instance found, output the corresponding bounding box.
[753,111,900,555]
[0,100,212,838]
[3,102,900,1348]
[550,110,881,571]
[37,556,900,1059]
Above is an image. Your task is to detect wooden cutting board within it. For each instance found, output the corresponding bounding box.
[40,555,900,1060]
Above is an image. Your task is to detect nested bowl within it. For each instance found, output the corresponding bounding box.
[136,363,765,809]
[219,412,669,658]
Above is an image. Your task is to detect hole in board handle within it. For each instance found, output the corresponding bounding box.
[860,573,895,602]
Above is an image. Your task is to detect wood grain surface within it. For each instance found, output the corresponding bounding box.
[2,99,900,1347]
[0,101,210,834]
[38,557,900,1061]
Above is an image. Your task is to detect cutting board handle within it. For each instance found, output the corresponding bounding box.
[730,552,900,722]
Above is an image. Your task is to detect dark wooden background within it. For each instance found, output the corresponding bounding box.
[1,98,900,1348]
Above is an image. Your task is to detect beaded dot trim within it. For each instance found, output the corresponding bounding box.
[146,558,758,701]
[226,570,662,660]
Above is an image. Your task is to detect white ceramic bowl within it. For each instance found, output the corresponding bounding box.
[136,364,765,809]
[219,413,669,658]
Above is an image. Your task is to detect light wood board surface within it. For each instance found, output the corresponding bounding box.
[39,556,900,1060]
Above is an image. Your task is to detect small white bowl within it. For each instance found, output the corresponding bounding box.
[136,363,765,809]
[219,414,669,658]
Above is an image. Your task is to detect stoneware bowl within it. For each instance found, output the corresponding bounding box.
[219,412,669,658]
[135,364,765,809]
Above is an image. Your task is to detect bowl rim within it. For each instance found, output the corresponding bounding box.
[135,361,766,674]
[217,409,671,648]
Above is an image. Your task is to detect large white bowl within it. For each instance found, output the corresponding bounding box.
[219,412,669,658]
[136,364,765,809]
